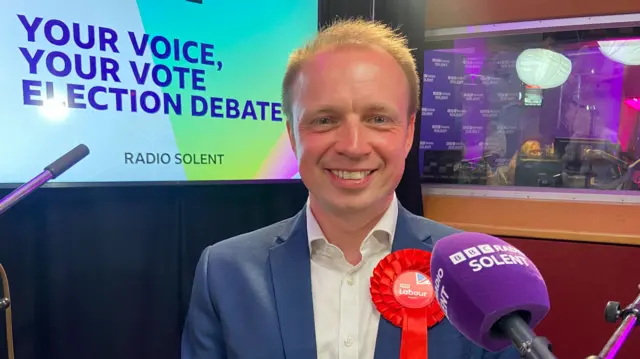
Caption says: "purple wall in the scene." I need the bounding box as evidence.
[419,42,624,174]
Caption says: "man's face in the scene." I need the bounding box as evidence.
[287,46,415,214]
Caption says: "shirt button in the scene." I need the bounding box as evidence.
[344,336,354,347]
[346,277,354,286]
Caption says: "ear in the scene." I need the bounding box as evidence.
[286,119,298,158]
[404,113,416,156]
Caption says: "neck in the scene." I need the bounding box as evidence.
[309,194,394,264]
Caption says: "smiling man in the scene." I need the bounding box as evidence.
[181,19,519,359]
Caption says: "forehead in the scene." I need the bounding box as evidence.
[292,46,409,113]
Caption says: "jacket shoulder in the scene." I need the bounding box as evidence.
[200,214,297,264]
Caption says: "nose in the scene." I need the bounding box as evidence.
[333,116,372,159]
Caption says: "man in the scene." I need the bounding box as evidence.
[181,19,519,359]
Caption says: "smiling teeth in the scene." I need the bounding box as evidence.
[331,170,372,180]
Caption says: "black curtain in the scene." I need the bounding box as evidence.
[0,184,309,359]
[318,0,373,26]
[375,0,426,216]
[0,1,425,358]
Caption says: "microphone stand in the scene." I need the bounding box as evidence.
[0,264,13,359]
[586,288,640,359]
[0,144,90,359]
[496,313,557,359]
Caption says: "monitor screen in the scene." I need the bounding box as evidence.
[0,0,317,185]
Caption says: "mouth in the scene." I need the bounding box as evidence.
[328,169,376,180]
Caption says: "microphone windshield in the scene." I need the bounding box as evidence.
[44,144,90,179]
[429,232,550,352]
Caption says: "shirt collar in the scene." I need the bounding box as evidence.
[305,193,398,252]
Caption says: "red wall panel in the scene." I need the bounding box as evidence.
[503,237,640,359]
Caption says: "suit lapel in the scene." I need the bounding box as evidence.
[269,209,317,359]
[374,206,434,359]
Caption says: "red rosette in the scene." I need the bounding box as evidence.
[370,249,445,359]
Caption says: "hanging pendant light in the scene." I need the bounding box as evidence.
[598,39,640,66]
[515,48,572,89]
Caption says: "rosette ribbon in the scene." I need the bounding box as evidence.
[370,249,445,359]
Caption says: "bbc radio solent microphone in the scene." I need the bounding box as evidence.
[433,241,533,315]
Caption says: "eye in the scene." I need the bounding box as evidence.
[367,115,391,124]
[311,117,334,126]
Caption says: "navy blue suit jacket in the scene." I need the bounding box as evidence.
[181,204,520,359]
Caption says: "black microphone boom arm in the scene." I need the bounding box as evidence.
[496,313,557,359]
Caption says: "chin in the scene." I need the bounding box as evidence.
[327,192,382,211]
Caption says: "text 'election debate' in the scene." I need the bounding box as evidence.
[16,14,284,122]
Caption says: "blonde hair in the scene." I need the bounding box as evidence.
[509,140,542,169]
[281,18,419,122]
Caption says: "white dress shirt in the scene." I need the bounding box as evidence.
[306,195,399,359]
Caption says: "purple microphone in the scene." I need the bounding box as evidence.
[0,144,89,216]
[430,232,555,359]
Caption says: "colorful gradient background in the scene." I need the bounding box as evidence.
[0,0,315,184]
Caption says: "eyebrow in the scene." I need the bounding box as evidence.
[362,103,398,117]
[364,103,390,112]
[310,105,343,115]
[304,103,398,118]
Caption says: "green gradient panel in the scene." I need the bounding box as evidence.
[134,0,317,180]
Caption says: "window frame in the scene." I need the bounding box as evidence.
[421,13,640,244]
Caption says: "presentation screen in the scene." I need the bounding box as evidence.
[0,0,317,185]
